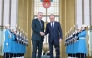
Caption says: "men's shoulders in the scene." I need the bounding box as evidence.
[5,29,9,34]
[33,18,38,20]
[41,20,44,23]
[5,30,7,32]
[32,18,38,21]
[47,22,50,25]
[55,21,60,24]
[46,23,50,27]
[55,22,61,26]
[5,29,9,32]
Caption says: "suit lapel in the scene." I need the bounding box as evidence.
[40,20,43,29]
[54,21,56,29]
[49,21,56,29]
[36,18,41,28]
[37,18,43,29]
[49,23,52,29]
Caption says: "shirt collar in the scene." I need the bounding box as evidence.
[51,21,55,23]
[38,18,41,21]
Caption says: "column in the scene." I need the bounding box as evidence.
[3,0,9,26]
[75,0,82,29]
[61,0,66,57]
[0,0,2,25]
[28,0,34,57]
[89,0,92,56]
[18,0,24,29]
[11,0,18,30]
[91,0,92,26]
[84,0,90,56]
[18,0,34,57]
[84,0,90,26]
[59,0,63,57]
[0,0,2,55]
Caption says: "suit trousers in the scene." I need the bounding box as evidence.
[4,53,12,58]
[76,53,86,58]
[32,40,43,58]
[49,41,60,58]
[68,54,77,57]
[68,54,72,57]
[12,53,17,57]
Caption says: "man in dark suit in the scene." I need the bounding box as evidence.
[44,14,63,58]
[32,12,44,58]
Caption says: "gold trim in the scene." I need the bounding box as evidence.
[30,0,34,57]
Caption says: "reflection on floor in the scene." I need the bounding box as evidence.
[37,55,55,58]
[36,53,55,58]
[40,55,50,58]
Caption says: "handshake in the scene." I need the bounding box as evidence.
[40,32,45,36]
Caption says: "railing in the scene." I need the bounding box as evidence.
[0,26,4,56]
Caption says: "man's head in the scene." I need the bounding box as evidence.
[49,14,55,22]
[5,24,10,29]
[10,27,14,32]
[81,24,86,30]
[37,12,43,20]
[77,28,81,32]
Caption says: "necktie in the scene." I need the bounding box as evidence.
[39,21,42,28]
[52,22,54,28]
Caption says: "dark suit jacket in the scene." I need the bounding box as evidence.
[45,21,63,42]
[32,18,44,41]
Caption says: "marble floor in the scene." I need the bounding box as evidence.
[36,55,55,58]
[40,55,50,58]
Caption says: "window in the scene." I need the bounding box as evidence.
[34,0,60,18]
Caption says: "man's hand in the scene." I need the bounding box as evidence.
[40,32,44,36]
[59,39,62,42]
[6,43,8,46]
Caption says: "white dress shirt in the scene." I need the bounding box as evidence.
[38,19,42,28]
[50,22,54,28]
